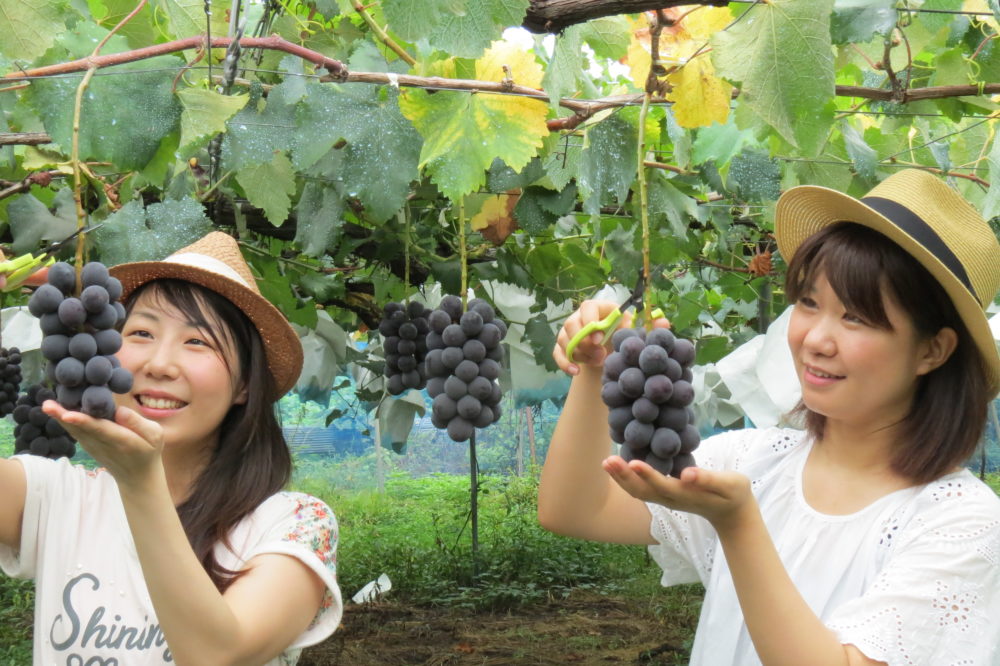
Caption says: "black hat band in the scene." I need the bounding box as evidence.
[860,196,977,301]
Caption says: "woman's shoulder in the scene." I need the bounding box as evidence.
[253,491,339,530]
[13,453,112,485]
[906,470,1000,535]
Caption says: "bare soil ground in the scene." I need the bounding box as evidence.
[299,590,698,666]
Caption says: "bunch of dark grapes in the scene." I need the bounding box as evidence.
[0,347,23,417]
[12,384,76,459]
[28,262,133,420]
[425,295,507,442]
[378,301,430,395]
[602,327,700,478]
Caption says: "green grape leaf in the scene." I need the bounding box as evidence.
[713,0,835,156]
[840,120,877,183]
[157,0,230,43]
[26,57,183,171]
[580,16,630,60]
[830,0,896,44]
[296,179,346,258]
[524,313,559,372]
[236,152,297,226]
[177,88,250,151]
[427,0,530,58]
[0,0,67,61]
[7,190,78,255]
[90,0,158,48]
[648,174,702,238]
[603,225,641,284]
[981,134,1000,219]
[542,133,584,190]
[487,157,545,192]
[381,0,452,41]
[222,83,299,171]
[544,26,586,106]
[295,84,422,222]
[400,42,548,200]
[577,114,636,216]
[512,190,556,235]
[919,0,963,34]
[691,121,750,166]
[728,149,781,201]
[93,197,213,266]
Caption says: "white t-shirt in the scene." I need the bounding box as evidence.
[647,427,1000,666]
[0,454,343,666]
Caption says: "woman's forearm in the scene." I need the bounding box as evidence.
[117,470,250,666]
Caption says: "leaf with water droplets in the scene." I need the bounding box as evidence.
[713,0,835,156]
[26,55,183,171]
[177,88,249,151]
[576,114,636,216]
[296,84,422,222]
[296,178,346,258]
[236,152,297,226]
[93,198,213,266]
[400,40,549,201]
[91,0,159,48]
[222,83,298,171]
[426,0,530,58]
[728,149,781,201]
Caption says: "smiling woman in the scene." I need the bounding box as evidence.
[0,232,342,665]
[539,169,1000,666]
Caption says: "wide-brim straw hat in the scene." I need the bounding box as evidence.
[109,232,303,399]
[775,168,1000,397]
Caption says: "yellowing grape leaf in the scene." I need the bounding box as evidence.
[666,55,734,128]
[625,7,732,127]
[400,40,549,200]
[470,192,519,244]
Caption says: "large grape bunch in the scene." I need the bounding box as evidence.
[378,301,430,395]
[28,262,133,420]
[0,347,23,417]
[425,295,507,442]
[602,327,700,478]
[12,384,76,459]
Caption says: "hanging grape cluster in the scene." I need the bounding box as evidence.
[0,347,23,417]
[424,295,507,442]
[602,327,700,477]
[13,384,75,459]
[29,261,133,420]
[378,301,430,395]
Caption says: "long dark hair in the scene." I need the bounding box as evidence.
[124,279,292,591]
[784,222,991,484]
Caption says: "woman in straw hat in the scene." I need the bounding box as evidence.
[0,232,342,664]
[539,169,1000,665]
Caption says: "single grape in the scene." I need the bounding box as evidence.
[667,380,695,407]
[611,328,639,352]
[655,405,688,431]
[600,381,628,408]
[631,397,658,424]
[467,298,495,324]
[446,417,474,442]
[619,336,646,367]
[462,339,486,363]
[478,359,500,381]
[456,395,482,420]
[68,333,98,361]
[670,452,697,478]
[617,367,646,399]
[55,357,85,387]
[650,428,682,458]
[679,424,701,454]
[441,324,467,347]
[645,328,675,352]
[94,329,123,356]
[80,285,110,314]
[46,262,76,294]
[670,338,696,367]
[57,298,87,328]
[602,352,626,382]
[432,394,457,421]
[80,262,110,288]
[28,284,64,317]
[643,374,673,404]
[467,376,493,401]
[108,367,133,394]
[637,345,670,376]
[624,420,654,448]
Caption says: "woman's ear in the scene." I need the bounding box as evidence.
[233,383,249,405]
[916,326,958,375]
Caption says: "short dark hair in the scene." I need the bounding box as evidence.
[784,222,991,484]
[124,279,291,591]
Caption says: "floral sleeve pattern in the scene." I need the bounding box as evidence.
[282,493,339,616]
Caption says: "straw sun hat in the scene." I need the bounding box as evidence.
[775,168,1000,397]
[109,232,303,399]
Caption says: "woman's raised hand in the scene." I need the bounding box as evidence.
[42,401,165,491]
[552,300,627,376]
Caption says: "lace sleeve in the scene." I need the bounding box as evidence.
[826,476,1000,666]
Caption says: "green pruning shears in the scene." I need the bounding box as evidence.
[0,222,105,292]
[566,270,664,364]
